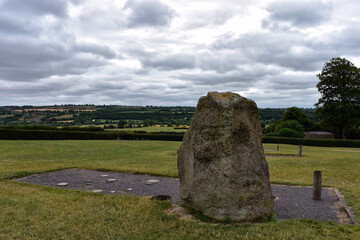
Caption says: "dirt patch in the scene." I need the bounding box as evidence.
[166,206,194,221]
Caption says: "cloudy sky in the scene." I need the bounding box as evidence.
[1,0,360,107]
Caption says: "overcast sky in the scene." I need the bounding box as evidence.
[1,0,360,107]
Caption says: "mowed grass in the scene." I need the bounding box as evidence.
[0,140,360,239]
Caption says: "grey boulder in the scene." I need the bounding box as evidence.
[177,92,273,222]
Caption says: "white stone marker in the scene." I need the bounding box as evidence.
[145,179,160,185]
[56,182,68,186]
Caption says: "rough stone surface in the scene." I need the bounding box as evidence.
[177,92,274,222]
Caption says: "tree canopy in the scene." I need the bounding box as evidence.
[263,107,319,138]
[283,107,308,126]
[315,57,360,139]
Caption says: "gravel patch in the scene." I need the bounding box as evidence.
[14,168,353,224]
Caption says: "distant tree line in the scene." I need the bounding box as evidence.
[0,105,318,128]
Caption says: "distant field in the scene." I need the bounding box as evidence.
[107,126,188,132]
[0,115,14,119]
[54,114,74,120]
[0,140,359,239]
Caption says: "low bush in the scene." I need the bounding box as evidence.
[277,128,304,138]
[2,125,58,131]
[274,120,304,133]
[0,125,104,132]
[61,126,104,132]
[1,128,360,147]
[263,136,360,148]
[0,129,183,141]
[346,127,360,140]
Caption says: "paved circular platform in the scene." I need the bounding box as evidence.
[15,168,352,223]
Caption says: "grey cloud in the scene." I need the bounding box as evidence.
[0,0,81,18]
[327,26,360,55]
[197,52,246,73]
[246,89,319,108]
[184,9,235,29]
[265,0,332,28]
[128,45,245,73]
[0,14,41,35]
[304,25,360,60]
[178,65,275,86]
[263,73,317,91]
[120,42,156,59]
[0,37,114,81]
[75,42,117,59]
[142,53,196,70]
[212,32,326,71]
[124,0,175,28]
[0,0,358,108]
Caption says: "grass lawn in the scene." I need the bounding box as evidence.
[0,140,359,239]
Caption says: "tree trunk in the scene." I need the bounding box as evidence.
[342,126,347,139]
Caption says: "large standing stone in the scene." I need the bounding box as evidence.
[177,92,273,222]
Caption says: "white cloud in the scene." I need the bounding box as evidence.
[0,0,360,107]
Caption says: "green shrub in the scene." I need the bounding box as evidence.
[0,129,183,141]
[61,126,104,132]
[263,136,360,148]
[274,120,304,133]
[346,127,360,139]
[277,128,304,138]
[2,125,59,131]
[1,128,360,148]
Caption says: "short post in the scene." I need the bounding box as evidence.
[277,144,279,151]
[313,170,322,200]
[299,145,302,157]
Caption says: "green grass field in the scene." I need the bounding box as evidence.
[0,140,359,239]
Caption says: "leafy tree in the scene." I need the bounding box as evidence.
[274,120,304,133]
[143,119,154,127]
[283,107,308,126]
[117,120,127,129]
[315,57,360,139]
[282,107,320,131]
